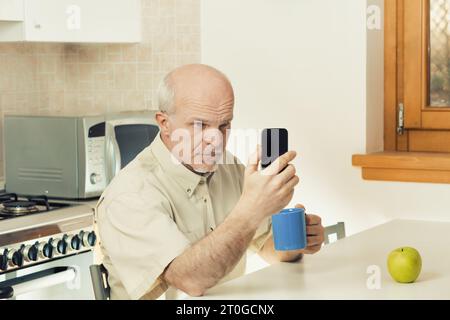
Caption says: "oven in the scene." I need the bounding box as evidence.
[0,251,94,300]
[0,193,97,300]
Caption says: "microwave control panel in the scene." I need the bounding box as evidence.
[87,137,105,186]
[85,121,106,195]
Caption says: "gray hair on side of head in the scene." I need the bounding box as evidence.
[157,73,176,114]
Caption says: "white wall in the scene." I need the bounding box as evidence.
[366,0,384,153]
[201,0,450,238]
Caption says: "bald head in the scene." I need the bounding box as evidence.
[158,64,234,115]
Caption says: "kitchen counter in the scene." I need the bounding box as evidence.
[50,198,100,210]
[194,219,450,300]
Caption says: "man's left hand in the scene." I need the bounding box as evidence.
[295,204,325,254]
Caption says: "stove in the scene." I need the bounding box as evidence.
[0,193,96,275]
[0,194,71,218]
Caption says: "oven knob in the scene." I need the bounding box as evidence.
[87,231,97,246]
[43,240,54,259]
[0,251,8,271]
[57,237,68,255]
[28,245,38,261]
[90,173,102,184]
[23,243,39,262]
[7,247,24,267]
[70,235,81,250]
[79,231,87,247]
[12,251,23,267]
[37,242,47,259]
[80,231,97,247]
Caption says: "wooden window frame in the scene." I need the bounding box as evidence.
[404,0,450,129]
[353,0,450,184]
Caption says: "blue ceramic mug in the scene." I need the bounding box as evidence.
[272,208,307,251]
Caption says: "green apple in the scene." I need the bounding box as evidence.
[387,247,422,283]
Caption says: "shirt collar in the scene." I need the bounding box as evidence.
[150,133,214,197]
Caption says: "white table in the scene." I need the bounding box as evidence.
[196,219,450,300]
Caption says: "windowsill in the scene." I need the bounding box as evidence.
[352,152,450,184]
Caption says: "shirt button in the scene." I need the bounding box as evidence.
[199,180,205,185]
[203,198,207,203]
[187,188,191,193]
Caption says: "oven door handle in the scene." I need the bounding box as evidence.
[0,266,77,299]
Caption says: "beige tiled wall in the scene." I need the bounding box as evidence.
[0,0,201,179]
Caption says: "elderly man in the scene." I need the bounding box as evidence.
[95,64,324,300]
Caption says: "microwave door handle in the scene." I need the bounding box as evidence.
[106,138,121,183]
[113,139,121,177]
[105,137,113,183]
[0,267,76,299]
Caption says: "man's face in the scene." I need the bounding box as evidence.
[165,76,235,173]
[170,106,233,173]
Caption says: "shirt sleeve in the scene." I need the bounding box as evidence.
[96,191,191,300]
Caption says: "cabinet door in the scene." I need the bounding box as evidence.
[0,0,24,21]
[24,0,140,43]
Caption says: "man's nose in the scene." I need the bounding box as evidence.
[202,131,224,152]
[203,128,223,142]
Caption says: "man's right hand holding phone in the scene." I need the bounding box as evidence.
[237,145,299,226]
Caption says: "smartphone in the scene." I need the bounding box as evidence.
[261,128,288,170]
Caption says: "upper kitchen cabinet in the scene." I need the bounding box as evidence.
[0,0,141,43]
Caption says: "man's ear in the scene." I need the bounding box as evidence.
[156,111,171,138]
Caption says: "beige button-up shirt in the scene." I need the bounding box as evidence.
[94,133,272,300]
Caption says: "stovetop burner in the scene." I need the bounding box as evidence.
[1,201,39,216]
[0,193,69,219]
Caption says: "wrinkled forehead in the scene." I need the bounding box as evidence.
[182,106,234,125]
[172,76,235,123]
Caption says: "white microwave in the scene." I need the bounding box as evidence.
[4,111,159,199]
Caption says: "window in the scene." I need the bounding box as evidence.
[429,0,450,107]
[395,0,450,150]
[353,0,450,184]
[402,0,450,143]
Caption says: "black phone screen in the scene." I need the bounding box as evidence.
[261,128,288,170]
